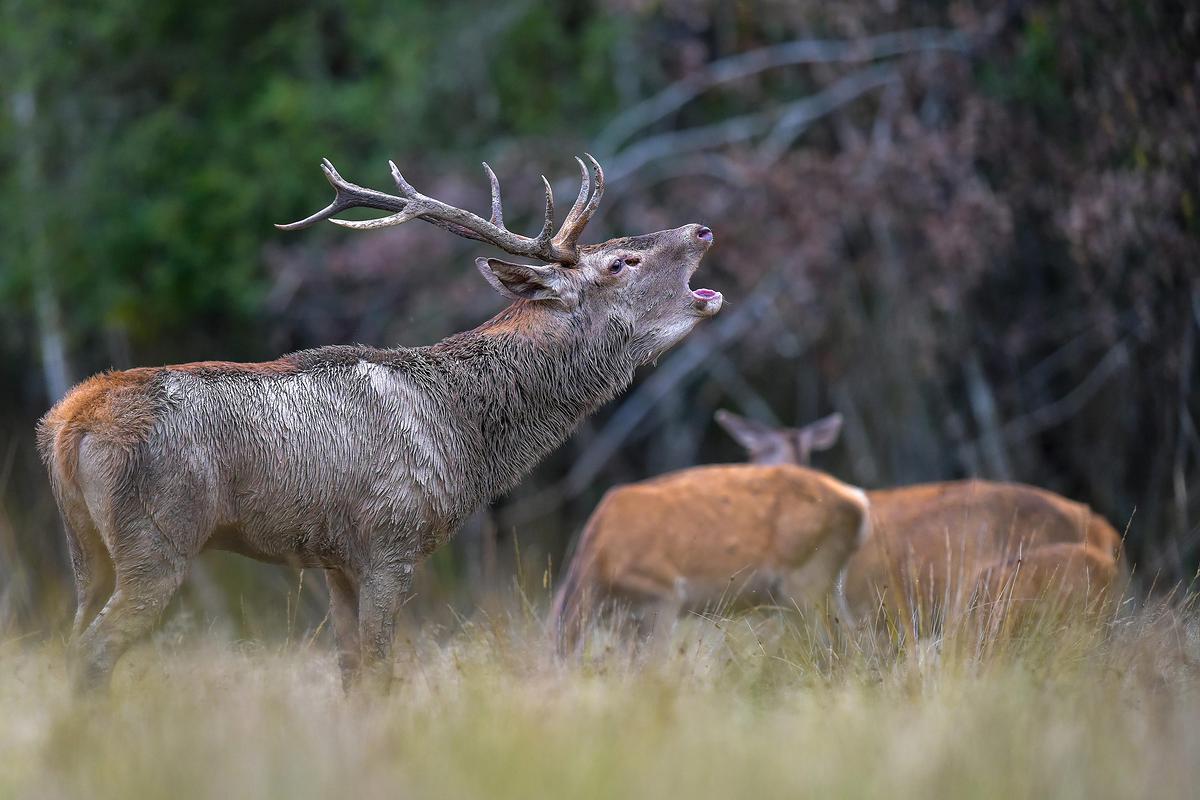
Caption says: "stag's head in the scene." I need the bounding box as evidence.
[279,155,721,362]
[715,410,844,466]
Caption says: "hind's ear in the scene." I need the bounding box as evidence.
[714,410,787,455]
[475,258,578,308]
[797,412,844,453]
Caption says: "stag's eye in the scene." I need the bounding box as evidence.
[608,258,625,274]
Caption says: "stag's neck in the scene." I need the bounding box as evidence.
[427,302,638,502]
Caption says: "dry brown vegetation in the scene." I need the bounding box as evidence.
[2,593,1198,799]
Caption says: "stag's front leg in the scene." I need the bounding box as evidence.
[357,558,415,692]
[325,569,360,691]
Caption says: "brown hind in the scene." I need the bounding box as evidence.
[841,480,1125,633]
[552,462,869,650]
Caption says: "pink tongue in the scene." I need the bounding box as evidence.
[692,288,718,300]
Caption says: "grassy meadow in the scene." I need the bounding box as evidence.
[1,592,1198,800]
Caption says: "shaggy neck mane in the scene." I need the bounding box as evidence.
[427,300,638,504]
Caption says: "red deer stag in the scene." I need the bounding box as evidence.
[39,155,723,690]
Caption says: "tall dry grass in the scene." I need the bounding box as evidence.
[1,590,1197,800]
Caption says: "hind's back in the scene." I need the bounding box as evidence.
[843,480,1125,623]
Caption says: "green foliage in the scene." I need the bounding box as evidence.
[0,0,627,350]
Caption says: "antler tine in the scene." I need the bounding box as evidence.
[559,157,592,233]
[551,154,605,251]
[325,161,424,230]
[537,175,555,246]
[388,160,419,197]
[482,162,504,227]
[275,159,409,231]
[579,153,605,227]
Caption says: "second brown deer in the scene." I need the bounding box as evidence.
[553,410,1125,648]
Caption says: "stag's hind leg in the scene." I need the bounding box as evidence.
[70,509,194,692]
[72,549,187,691]
[57,491,115,648]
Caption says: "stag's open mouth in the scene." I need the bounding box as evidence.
[689,286,723,316]
[686,224,721,316]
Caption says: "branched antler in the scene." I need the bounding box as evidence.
[277,155,605,265]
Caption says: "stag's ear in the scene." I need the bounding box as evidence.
[714,410,785,454]
[796,412,844,454]
[476,258,577,307]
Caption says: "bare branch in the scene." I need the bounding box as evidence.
[596,28,970,154]
[983,341,1131,446]
[757,65,900,164]
[604,65,899,184]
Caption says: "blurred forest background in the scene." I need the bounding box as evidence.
[1,0,1196,634]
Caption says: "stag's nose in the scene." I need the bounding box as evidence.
[696,226,714,243]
